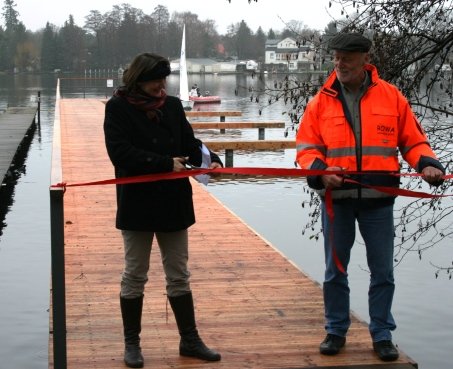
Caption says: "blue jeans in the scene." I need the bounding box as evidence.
[321,200,396,342]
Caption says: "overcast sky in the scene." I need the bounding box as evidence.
[14,0,337,34]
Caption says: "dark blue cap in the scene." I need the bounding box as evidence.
[328,33,372,52]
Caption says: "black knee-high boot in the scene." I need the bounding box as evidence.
[120,295,144,368]
[168,292,221,361]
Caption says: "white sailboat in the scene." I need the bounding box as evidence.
[179,25,194,111]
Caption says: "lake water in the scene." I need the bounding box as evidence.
[0,72,452,369]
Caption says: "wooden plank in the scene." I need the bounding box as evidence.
[0,107,37,183]
[205,140,296,151]
[185,111,242,118]
[50,98,418,369]
[191,121,285,129]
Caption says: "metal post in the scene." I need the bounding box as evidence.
[37,91,41,126]
[220,115,226,134]
[50,188,67,369]
[225,149,234,167]
[49,79,67,369]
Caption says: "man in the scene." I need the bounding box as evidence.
[295,33,445,361]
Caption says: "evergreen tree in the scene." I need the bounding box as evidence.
[254,26,267,61]
[84,10,106,68]
[0,26,6,69]
[117,6,144,63]
[267,28,276,39]
[152,5,169,54]
[138,15,158,58]
[57,15,86,71]
[235,20,253,59]
[165,21,181,58]
[40,22,57,72]
[2,0,19,29]
[1,0,26,71]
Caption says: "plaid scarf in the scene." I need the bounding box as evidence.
[114,86,167,122]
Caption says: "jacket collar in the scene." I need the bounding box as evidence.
[321,63,379,97]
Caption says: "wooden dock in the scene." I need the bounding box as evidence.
[0,106,37,184]
[185,110,242,122]
[50,98,417,369]
[206,139,296,151]
[185,109,290,163]
[191,121,286,141]
[190,122,285,130]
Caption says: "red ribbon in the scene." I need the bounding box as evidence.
[51,167,452,190]
[323,176,451,274]
[325,188,347,274]
[51,167,451,275]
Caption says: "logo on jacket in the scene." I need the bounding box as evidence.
[377,125,395,136]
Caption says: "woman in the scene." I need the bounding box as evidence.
[104,52,222,368]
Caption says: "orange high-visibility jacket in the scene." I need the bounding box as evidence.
[296,64,443,199]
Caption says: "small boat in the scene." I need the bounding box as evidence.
[189,94,221,104]
[179,25,194,111]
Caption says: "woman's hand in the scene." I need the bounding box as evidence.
[209,162,222,170]
[173,157,188,172]
[207,161,222,177]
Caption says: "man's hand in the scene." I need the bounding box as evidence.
[321,166,345,189]
[422,166,444,185]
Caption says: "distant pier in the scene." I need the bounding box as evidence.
[0,106,37,184]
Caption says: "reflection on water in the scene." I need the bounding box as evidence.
[0,128,35,235]
[0,74,54,369]
[0,73,452,369]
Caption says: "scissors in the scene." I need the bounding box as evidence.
[184,162,201,170]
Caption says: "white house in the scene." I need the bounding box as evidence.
[170,58,237,73]
[264,37,316,72]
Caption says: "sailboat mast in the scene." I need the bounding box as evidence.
[179,25,189,102]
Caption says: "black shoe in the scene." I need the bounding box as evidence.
[120,295,144,368]
[319,334,346,355]
[180,334,221,361]
[168,293,221,362]
[124,344,144,368]
[373,340,399,361]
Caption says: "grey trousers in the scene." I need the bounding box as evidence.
[120,229,191,299]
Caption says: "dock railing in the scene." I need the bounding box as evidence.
[49,79,67,369]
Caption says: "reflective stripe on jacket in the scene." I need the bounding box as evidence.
[296,64,440,199]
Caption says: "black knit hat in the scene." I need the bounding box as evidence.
[137,60,171,82]
[328,33,372,52]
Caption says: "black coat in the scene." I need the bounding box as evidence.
[104,95,220,232]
